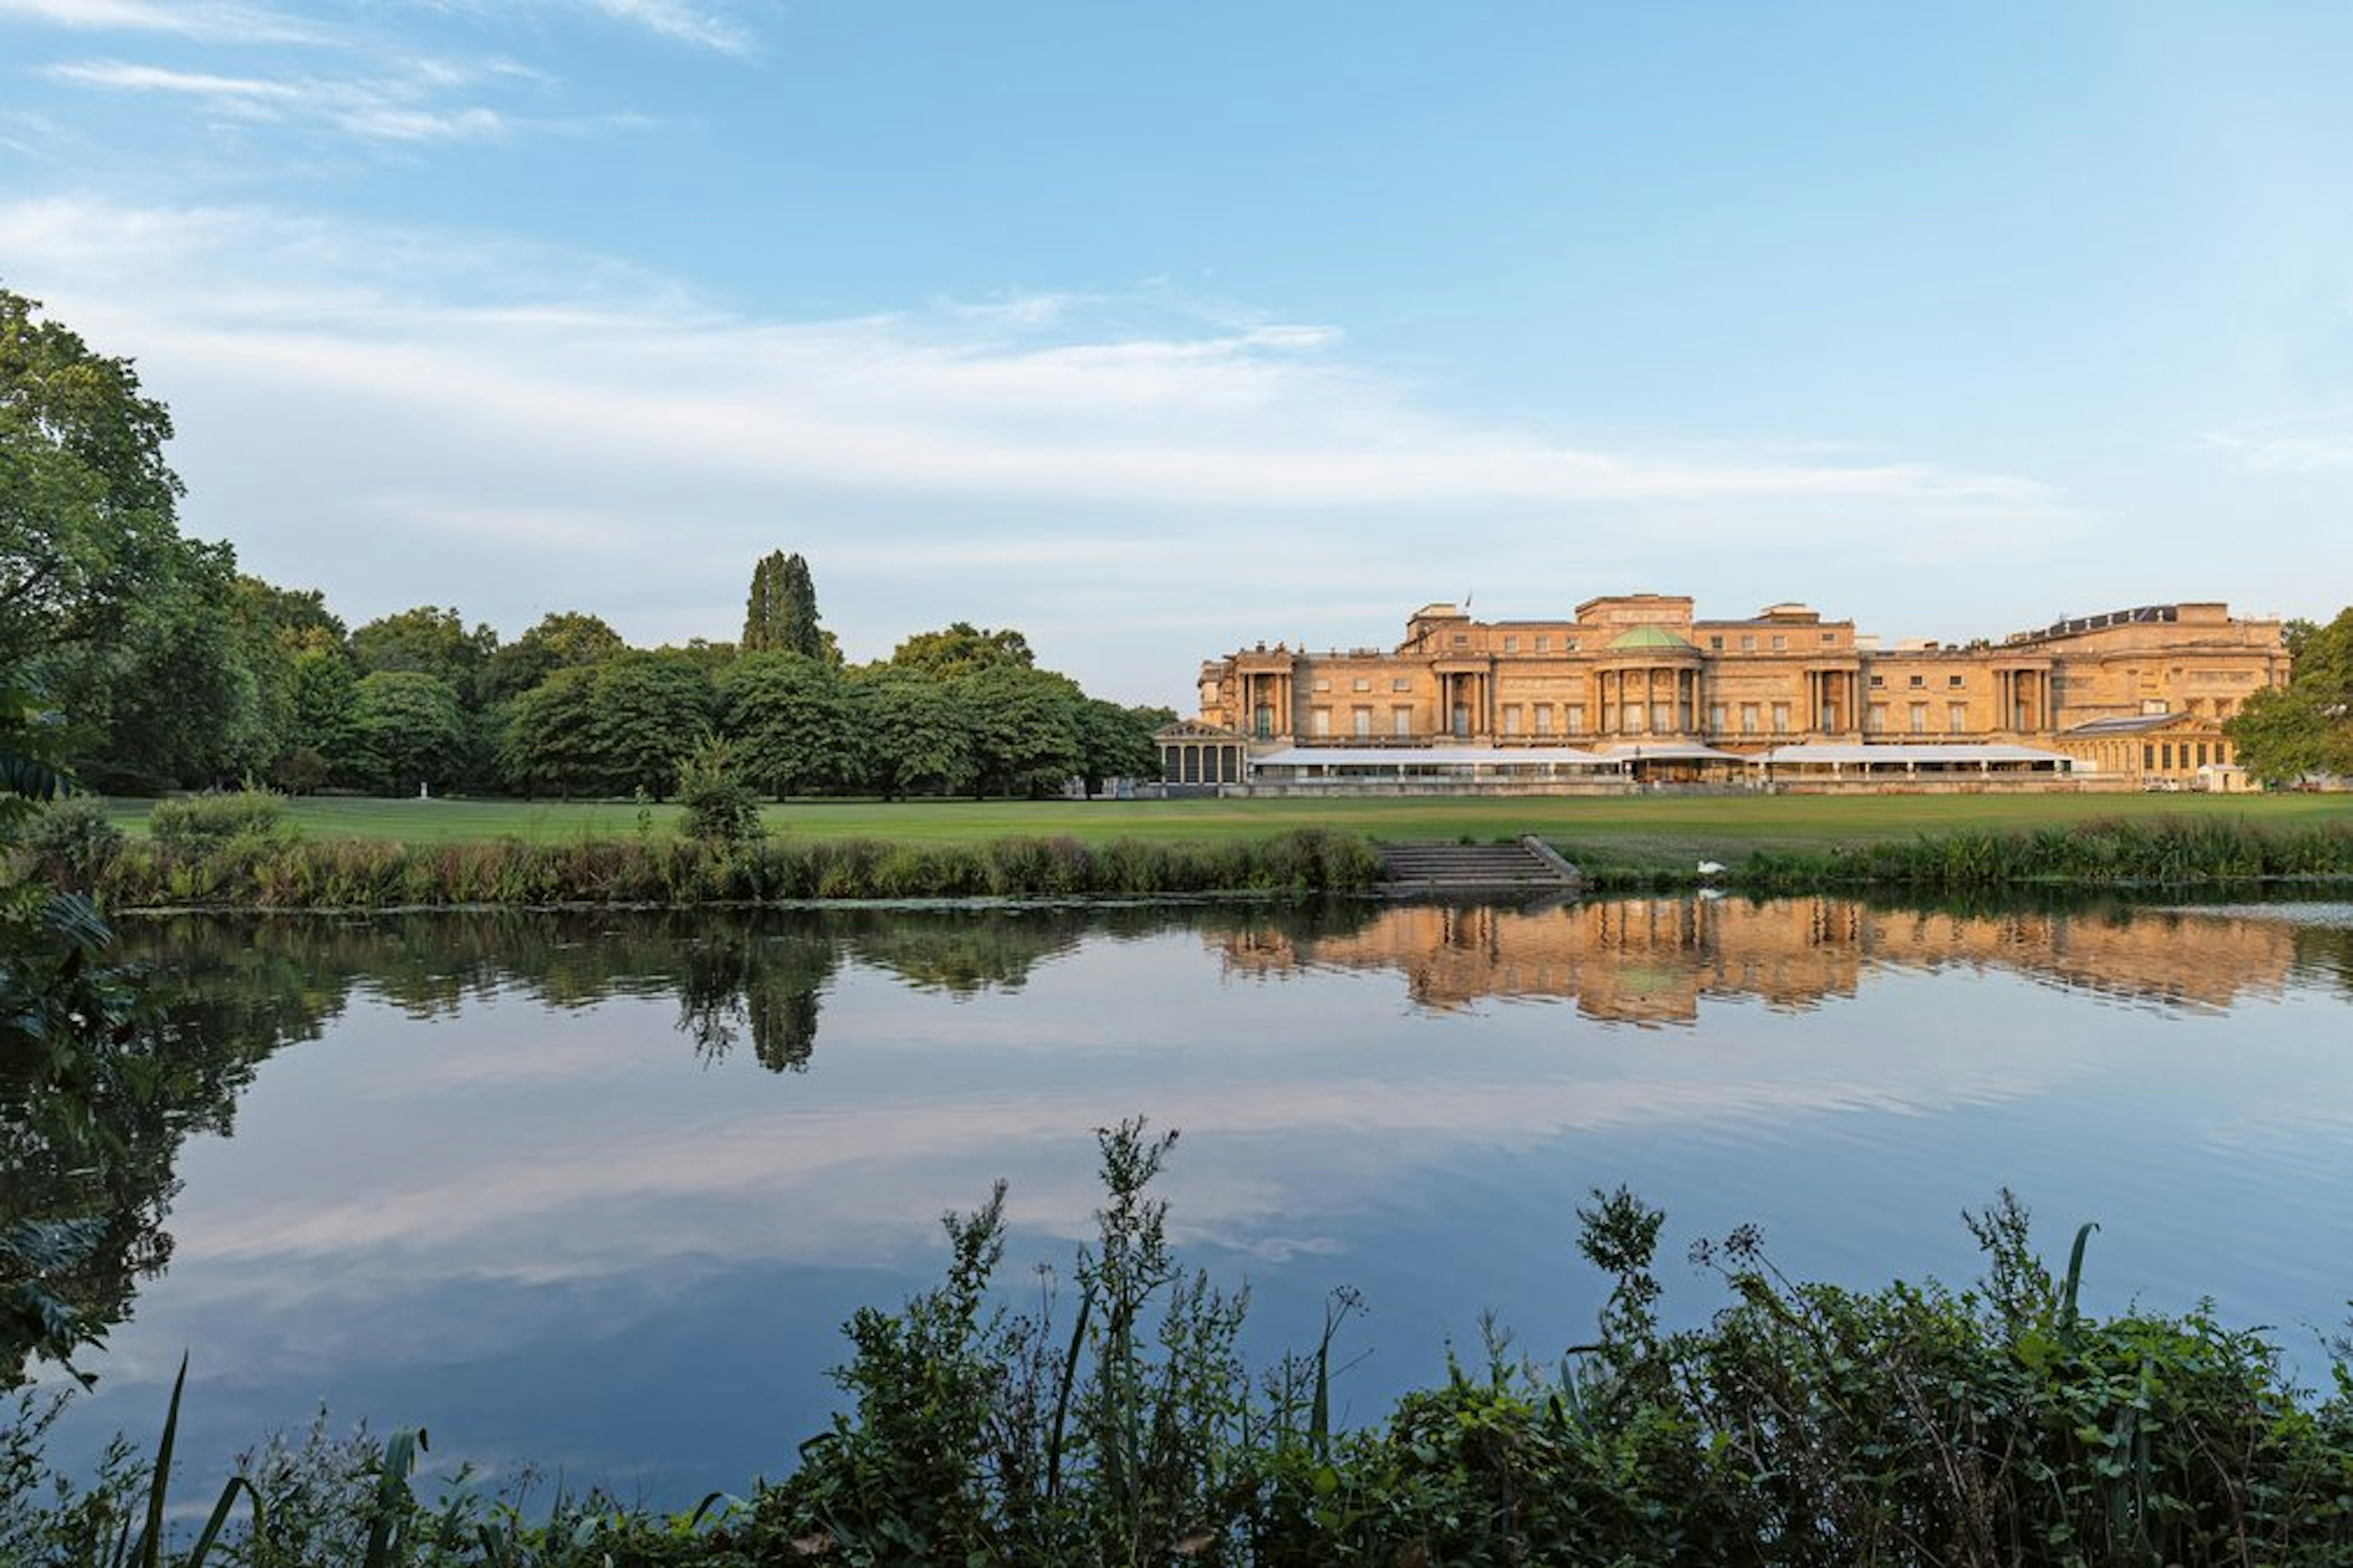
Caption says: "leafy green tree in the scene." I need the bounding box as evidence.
[350,606,499,700]
[1075,700,1173,796]
[0,289,186,672]
[347,670,465,793]
[2227,606,2353,784]
[892,621,1035,681]
[958,664,1083,798]
[742,550,825,659]
[38,540,287,791]
[480,610,626,706]
[588,651,714,798]
[498,664,605,797]
[847,664,973,800]
[719,652,855,798]
[288,643,362,787]
[238,577,347,651]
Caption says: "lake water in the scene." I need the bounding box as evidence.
[22,894,2353,1506]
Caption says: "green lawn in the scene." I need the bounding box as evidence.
[98,790,2353,869]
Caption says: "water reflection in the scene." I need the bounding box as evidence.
[10,895,2351,1501]
[1218,896,2353,1021]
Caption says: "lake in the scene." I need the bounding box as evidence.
[21,893,2353,1507]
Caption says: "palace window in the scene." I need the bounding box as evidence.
[1948,675,1964,687]
[1452,634,1469,647]
[1502,705,1521,735]
[1392,677,1411,692]
[1740,703,1759,733]
[1708,635,1724,651]
[1534,705,1553,734]
[1353,706,1372,737]
[1870,674,1884,687]
[1709,703,1726,732]
[1740,635,1757,651]
[1770,634,1787,651]
[1311,708,1331,737]
[1313,678,1331,692]
[1822,632,1837,645]
[1392,706,1412,735]
[1652,702,1672,732]
[1352,677,1371,692]
[1868,703,1887,731]
[1909,704,1928,733]
[1908,674,1925,688]
[1252,705,1273,738]
[1503,636,1518,653]
[1771,702,1789,733]
[1535,635,1550,652]
[1948,703,1966,732]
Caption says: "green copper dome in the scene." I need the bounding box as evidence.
[1608,625,1694,650]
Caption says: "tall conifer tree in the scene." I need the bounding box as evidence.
[741,550,823,657]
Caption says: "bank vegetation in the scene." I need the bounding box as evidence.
[6,1123,2350,1567]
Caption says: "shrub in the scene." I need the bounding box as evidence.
[18,796,124,890]
[147,789,294,853]
[675,739,765,849]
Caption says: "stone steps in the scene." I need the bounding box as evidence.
[1377,838,1580,896]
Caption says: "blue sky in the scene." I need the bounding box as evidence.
[4,1,2351,702]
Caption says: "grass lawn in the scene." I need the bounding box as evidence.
[98,790,2353,870]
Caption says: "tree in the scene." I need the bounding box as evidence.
[847,664,972,800]
[498,664,604,797]
[957,664,1083,799]
[588,651,714,798]
[742,550,825,659]
[892,621,1035,681]
[37,540,273,790]
[288,643,362,788]
[719,652,855,798]
[2226,606,2353,784]
[350,606,499,700]
[1,289,186,672]
[1075,700,1173,796]
[348,670,466,793]
[480,610,626,706]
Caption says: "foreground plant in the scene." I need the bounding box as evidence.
[6,1126,2350,1566]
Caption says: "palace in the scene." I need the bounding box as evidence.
[1164,596,2289,793]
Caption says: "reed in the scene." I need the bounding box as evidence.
[1727,814,2353,892]
[75,827,1384,909]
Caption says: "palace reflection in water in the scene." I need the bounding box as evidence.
[1216,897,2339,1023]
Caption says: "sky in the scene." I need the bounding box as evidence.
[4,1,2351,705]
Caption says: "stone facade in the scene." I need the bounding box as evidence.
[1194,597,2287,786]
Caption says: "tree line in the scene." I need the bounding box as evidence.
[3,288,1168,801]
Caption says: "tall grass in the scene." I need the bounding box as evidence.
[72,828,1384,909]
[1717,815,2353,892]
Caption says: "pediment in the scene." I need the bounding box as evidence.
[1155,720,1247,741]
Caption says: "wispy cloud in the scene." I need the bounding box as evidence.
[0,197,2085,689]
[2200,417,2353,474]
[574,0,752,56]
[43,55,529,142]
[0,0,328,44]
